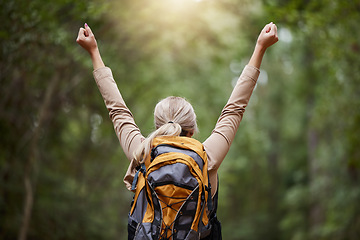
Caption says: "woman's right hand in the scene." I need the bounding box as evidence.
[256,22,279,51]
[76,23,98,55]
[247,22,278,69]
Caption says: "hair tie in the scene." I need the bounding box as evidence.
[168,121,174,124]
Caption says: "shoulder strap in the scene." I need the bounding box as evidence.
[209,175,220,219]
[129,165,146,215]
[131,163,146,191]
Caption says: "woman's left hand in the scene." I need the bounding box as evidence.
[76,23,98,55]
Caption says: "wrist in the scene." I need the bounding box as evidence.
[248,44,267,69]
[89,47,99,57]
[89,47,105,70]
[254,43,267,54]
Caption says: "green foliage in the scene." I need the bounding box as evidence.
[219,0,360,239]
[1,0,129,239]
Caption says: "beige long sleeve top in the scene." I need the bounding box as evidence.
[93,65,260,197]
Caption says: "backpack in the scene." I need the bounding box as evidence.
[128,136,217,240]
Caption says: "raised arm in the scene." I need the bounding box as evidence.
[204,22,278,173]
[76,24,144,165]
[76,23,105,70]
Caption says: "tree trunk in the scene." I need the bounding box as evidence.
[18,73,60,240]
[307,128,324,232]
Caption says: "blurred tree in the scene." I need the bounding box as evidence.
[218,0,360,239]
[268,1,360,239]
[0,0,130,239]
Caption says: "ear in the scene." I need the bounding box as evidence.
[186,130,194,138]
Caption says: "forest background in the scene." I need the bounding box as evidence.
[1,0,359,239]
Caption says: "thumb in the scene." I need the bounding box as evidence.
[76,27,86,42]
[265,22,273,33]
[84,23,94,37]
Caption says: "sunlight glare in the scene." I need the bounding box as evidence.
[166,0,203,12]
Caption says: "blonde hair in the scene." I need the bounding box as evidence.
[134,96,198,164]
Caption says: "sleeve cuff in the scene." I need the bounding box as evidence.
[93,66,113,80]
[243,65,260,83]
